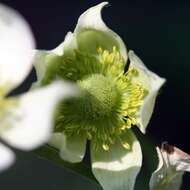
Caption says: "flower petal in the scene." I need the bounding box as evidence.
[51,32,77,57]
[0,81,77,150]
[31,50,49,88]
[49,132,87,163]
[91,129,142,190]
[32,32,77,88]
[0,4,35,93]
[149,143,190,190]
[75,2,127,62]
[0,143,15,172]
[129,51,166,133]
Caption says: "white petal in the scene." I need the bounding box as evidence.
[129,51,166,133]
[91,130,142,190]
[0,80,77,150]
[51,32,77,57]
[31,50,48,89]
[49,132,87,163]
[0,143,15,172]
[32,32,77,88]
[149,143,190,190]
[0,4,35,92]
[75,2,127,62]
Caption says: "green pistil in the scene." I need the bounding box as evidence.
[78,74,121,119]
[45,46,148,151]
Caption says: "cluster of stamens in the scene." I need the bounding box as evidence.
[46,46,148,151]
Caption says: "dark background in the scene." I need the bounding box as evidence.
[0,0,190,189]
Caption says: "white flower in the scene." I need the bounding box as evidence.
[0,4,76,172]
[32,2,165,190]
[149,143,190,190]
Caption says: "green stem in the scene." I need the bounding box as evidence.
[33,145,99,185]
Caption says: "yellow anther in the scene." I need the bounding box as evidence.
[87,132,92,140]
[113,46,117,53]
[128,65,138,75]
[97,47,103,54]
[126,118,132,128]
[102,144,109,151]
[130,117,136,125]
[121,124,131,130]
[122,142,130,150]
[121,126,126,130]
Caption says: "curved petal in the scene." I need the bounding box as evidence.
[32,32,77,88]
[75,2,127,62]
[51,32,77,57]
[129,51,166,133]
[31,50,47,89]
[91,129,142,190]
[0,143,15,172]
[0,4,35,93]
[0,81,77,150]
[49,132,87,163]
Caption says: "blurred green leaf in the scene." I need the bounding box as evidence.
[33,145,99,185]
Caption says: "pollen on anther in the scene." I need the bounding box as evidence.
[122,142,130,150]
[102,144,109,151]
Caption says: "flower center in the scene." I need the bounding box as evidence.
[54,73,124,148]
[42,46,148,151]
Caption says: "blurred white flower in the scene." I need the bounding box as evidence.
[0,4,76,172]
